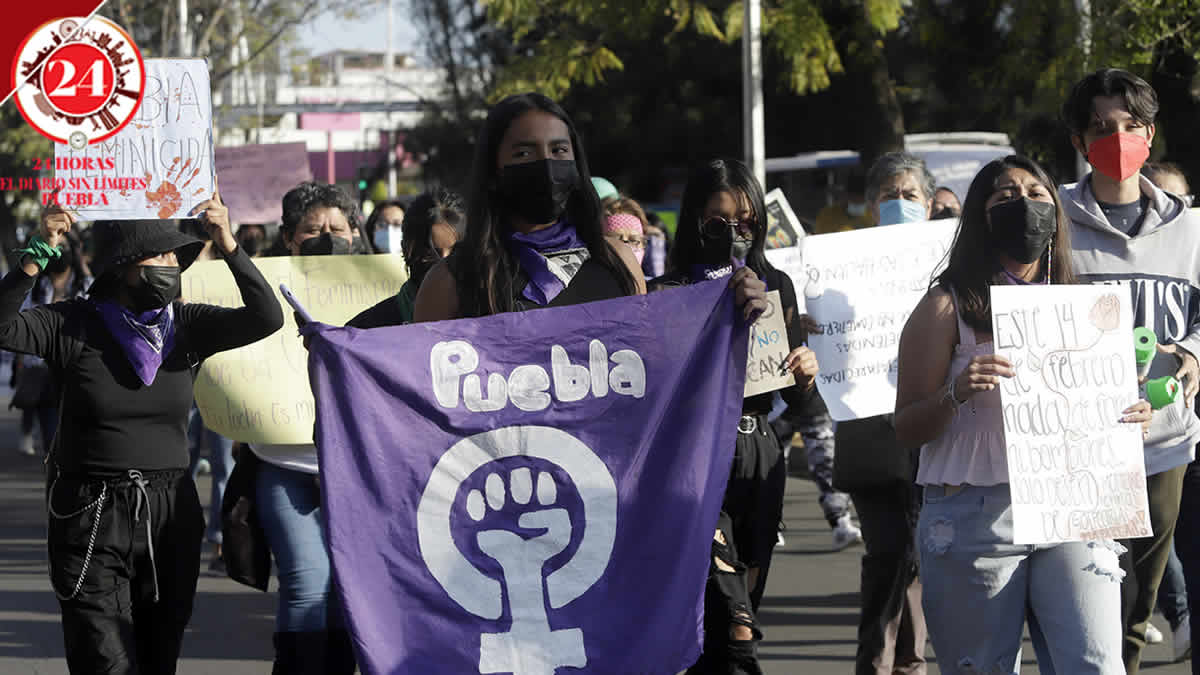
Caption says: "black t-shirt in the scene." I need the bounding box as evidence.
[1098,195,1150,236]
[0,248,283,473]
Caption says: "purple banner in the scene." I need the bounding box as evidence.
[213,142,312,224]
[304,280,748,674]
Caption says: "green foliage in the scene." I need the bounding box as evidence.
[483,0,906,99]
[1088,0,1200,68]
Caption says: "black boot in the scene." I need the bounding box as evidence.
[327,630,358,674]
[271,631,329,675]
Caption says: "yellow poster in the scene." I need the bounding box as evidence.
[183,254,409,443]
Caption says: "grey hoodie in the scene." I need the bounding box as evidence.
[1062,174,1200,475]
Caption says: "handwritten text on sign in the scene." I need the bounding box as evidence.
[184,255,409,444]
[55,59,214,219]
[991,284,1151,545]
[745,290,795,397]
[801,220,956,420]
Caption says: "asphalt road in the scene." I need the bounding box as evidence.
[0,391,1188,674]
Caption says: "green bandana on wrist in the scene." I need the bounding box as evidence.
[15,234,63,271]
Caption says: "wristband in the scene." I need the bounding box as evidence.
[14,234,62,271]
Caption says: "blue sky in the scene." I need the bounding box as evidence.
[298,5,421,60]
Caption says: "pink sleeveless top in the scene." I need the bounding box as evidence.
[915,289,1008,486]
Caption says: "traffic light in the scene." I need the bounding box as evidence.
[356,166,370,203]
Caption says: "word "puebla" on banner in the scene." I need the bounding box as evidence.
[432,339,647,412]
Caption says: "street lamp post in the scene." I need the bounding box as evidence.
[742,0,765,188]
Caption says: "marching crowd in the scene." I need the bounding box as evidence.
[2,65,1200,675]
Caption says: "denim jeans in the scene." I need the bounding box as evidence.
[1158,540,1189,631]
[256,461,343,632]
[186,407,234,544]
[918,484,1124,675]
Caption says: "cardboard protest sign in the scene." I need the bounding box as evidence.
[54,58,214,219]
[802,220,956,420]
[991,284,1151,545]
[764,188,803,249]
[745,290,795,397]
[214,142,313,224]
[184,254,408,444]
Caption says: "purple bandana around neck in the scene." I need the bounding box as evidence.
[507,220,588,305]
[1001,268,1048,286]
[94,300,177,386]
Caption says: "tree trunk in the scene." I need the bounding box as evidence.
[1151,43,1200,187]
[830,3,906,171]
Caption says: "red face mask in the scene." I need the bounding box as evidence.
[1086,132,1150,182]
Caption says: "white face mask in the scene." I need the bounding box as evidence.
[372,224,404,254]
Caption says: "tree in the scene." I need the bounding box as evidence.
[482,0,909,162]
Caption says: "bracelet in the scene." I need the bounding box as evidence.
[942,380,963,410]
[13,234,62,271]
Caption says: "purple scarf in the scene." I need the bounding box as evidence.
[94,300,177,386]
[507,220,588,305]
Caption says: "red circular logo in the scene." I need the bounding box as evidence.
[11,16,145,148]
[41,43,117,117]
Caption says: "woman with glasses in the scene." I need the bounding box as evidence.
[348,189,464,328]
[364,198,407,254]
[603,196,651,265]
[653,158,819,674]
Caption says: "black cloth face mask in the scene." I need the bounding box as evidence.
[988,197,1057,264]
[130,265,181,312]
[699,218,753,266]
[298,232,353,256]
[496,159,579,225]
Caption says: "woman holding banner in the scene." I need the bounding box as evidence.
[895,155,1151,673]
[413,93,651,318]
[0,193,283,674]
[652,158,819,674]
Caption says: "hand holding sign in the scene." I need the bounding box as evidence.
[952,354,1015,402]
[784,346,819,387]
[39,190,77,248]
[191,181,236,256]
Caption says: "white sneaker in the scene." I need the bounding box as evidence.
[832,515,863,551]
[1175,615,1192,663]
[1146,621,1164,644]
[17,433,35,456]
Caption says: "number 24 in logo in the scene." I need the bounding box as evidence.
[11,16,145,149]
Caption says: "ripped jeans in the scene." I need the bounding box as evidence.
[918,484,1124,675]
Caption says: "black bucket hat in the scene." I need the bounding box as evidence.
[89,219,206,282]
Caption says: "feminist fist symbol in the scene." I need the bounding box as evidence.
[470,469,584,674]
[417,426,618,675]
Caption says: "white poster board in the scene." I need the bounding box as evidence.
[801,220,956,420]
[55,58,215,220]
[991,284,1151,544]
[764,245,805,314]
[745,290,795,397]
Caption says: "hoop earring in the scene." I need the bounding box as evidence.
[1046,240,1053,285]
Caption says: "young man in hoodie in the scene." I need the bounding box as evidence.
[1061,67,1200,674]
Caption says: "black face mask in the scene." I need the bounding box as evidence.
[298,232,353,256]
[239,237,261,257]
[495,159,578,225]
[130,265,181,312]
[350,234,371,255]
[988,198,1057,264]
[931,206,959,220]
[699,219,753,267]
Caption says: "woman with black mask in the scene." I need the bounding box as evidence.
[348,188,463,328]
[654,159,819,675]
[280,181,359,257]
[414,93,658,319]
[0,191,283,674]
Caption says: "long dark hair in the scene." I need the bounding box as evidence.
[401,188,464,276]
[669,159,774,280]
[456,93,637,316]
[363,198,409,253]
[936,155,1076,332]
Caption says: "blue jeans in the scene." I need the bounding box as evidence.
[918,484,1124,674]
[187,407,234,544]
[256,461,343,632]
[1158,539,1189,631]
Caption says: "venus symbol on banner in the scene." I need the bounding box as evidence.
[416,426,618,675]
